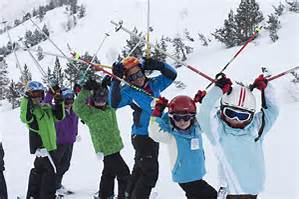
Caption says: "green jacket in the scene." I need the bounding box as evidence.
[73,90,123,156]
[20,97,65,152]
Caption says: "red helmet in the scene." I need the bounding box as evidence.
[122,56,140,71]
[168,95,196,114]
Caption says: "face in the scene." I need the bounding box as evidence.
[170,114,194,130]
[64,99,74,109]
[126,66,146,87]
[30,91,44,105]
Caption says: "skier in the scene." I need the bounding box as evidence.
[20,81,65,199]
[73,77,130,199]
[197,74,279,199]
[0,130,7,199]
[149,95,217,199]
[44,86,79,195]
[110,57,177,199]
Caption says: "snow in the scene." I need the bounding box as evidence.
[0,0,299,198]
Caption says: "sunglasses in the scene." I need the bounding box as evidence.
[30,91,44,98]
[222,107,252,122]
[170,114,195,122]
[128,70,144,81]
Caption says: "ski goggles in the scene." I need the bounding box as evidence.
[222,107,252,122]
[170,114,195,122]
[127,70,145,81]
[30,90,45,98]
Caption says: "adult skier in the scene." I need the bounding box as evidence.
[110,57,177,199]
[44,86,79,195]
[198,74,279,199]
[149,95,217,199]
[73,77,130,199]
[20,81,64,199]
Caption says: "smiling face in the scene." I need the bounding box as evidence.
[125,66,146,87]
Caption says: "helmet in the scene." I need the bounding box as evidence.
[168,95,196,114]
[26,81,45,92]
[62,88,75,100]
[221,85,256,112]
[122,56,140,71]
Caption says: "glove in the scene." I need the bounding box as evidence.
[252,74,268,91]
[73,83,81,95]
[53,92,63,103]
[193,90,206,103]
[152,97,168,117]
[102,75,112,87]
[112,62,124,78]
[49,84,60,95]
[83,78,97,90]
[215,73,232,94]
[143,57,164,71]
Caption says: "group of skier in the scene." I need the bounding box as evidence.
[0,53,279,199]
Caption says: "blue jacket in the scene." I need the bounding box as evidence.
[197,84,279,194]
[109,62,176,135]
[149,113,206,183]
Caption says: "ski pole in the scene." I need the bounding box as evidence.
[23,11,80,71]
[91,32,110,63]
[72,53,157,99]
[111,20,215,83]
[205,26,262,89]
[18,46,112,69]
[267,66,299,82]
[145,0,151,59]
[20,40,55,93]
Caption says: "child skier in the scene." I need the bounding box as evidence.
[149,95,217,199]
[197,74,279,199]
[110,57,177,199]
[20,81,65,199]
[73,77,130,199]
[44,86,79,195]
[0,130,7,199]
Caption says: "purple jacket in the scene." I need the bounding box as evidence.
[44,92,79,144]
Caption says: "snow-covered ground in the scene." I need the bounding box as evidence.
[0,0,298,198]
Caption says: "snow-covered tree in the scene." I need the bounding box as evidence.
[6,80,21,109]
[172,34,193,65]
[37,6,46,22]
[286,0,299,12]
[78,4,86,18]
[37,46,44,61]
[122,27,145,58]
[198,33,209,46]
[184,29,195,42]
[42,24,50,39]
[20,64,32,84]
[53,57,64,86]
[273,2,285,16]
[0,59,9,101]
[266,13,281,42]
[152,36,168,62]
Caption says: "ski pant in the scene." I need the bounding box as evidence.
[226,195,257,199]
[179,179,217,199]
[126,135,159,199]
[99,152,130,199]
[0,144,7,199]
[26,152,56,199]
[53,144,74,189]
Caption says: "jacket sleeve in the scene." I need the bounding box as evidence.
[255,83,279,140]
[73,89,92,122]
[197,86,223,145]
[20,97,34,124]
[53,100,65,121]
[149,116,172,143]
[109,80,132,108]
[151,63,177,92]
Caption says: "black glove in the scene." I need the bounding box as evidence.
[83,79,97,90]
[49,84,60,95]
[53,92,64,103]
[143,57,164,71]
[102,75,112,87]
[112,62,124,78]
[215,73,232,94]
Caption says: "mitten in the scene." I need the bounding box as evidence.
[215,73,232,94]
[194,90,206,103]
[152,97,168,117]
[252,74,268,91]
[112,62,124,78]
[142,57,164,71]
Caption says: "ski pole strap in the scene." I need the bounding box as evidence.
[255,90,267,142]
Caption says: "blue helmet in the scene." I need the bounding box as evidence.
[26,81,45,92]
[62,88,75,100]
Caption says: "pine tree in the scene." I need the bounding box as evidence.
[42,24,50,40]
[20,64,32,84]
[172,34,193,65]
[78,4,86,18]
[198,33,209,46]
[69,0,78,15]
[291,71,299,83]
[43,67,53,85]
[266,13,281,42]
[122,27,145,58]
[24,30,35,47]
[14,19,21,27]
[184,29,195,42]
[33,29,43,45]
[152,36,167,62]
[53,57,64,86]
[0,59,9,101]
[286,0,299,12]
[273,2,285,16]
[37,46,44,61]
[37,6,46,22]
[7,80,21,109]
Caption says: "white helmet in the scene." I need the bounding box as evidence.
[220,85,256,112]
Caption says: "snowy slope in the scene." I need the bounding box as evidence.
[0,0,299,198]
